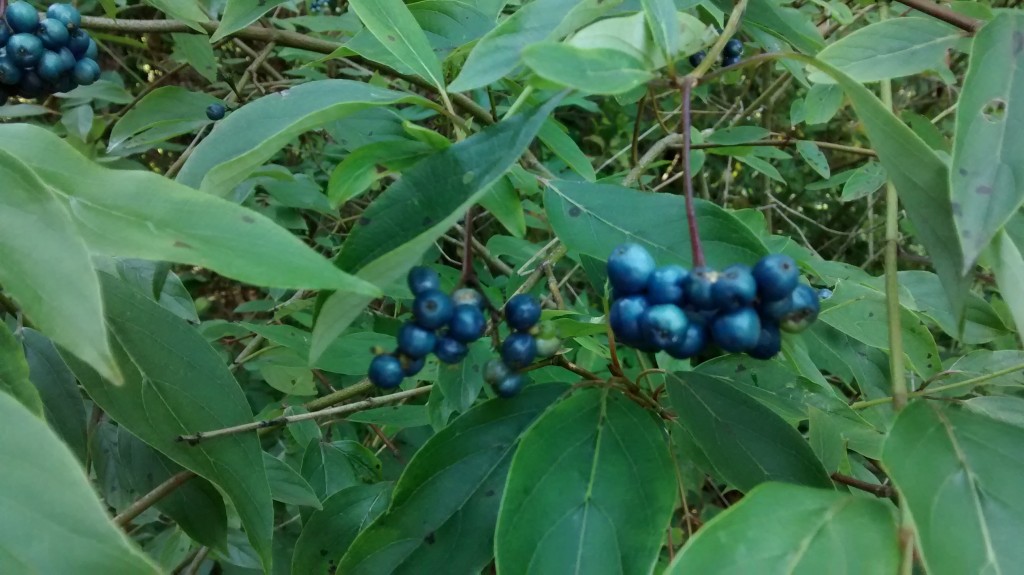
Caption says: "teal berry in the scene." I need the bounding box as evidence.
[66,28,89,57]
[639,304,689,350]
[647,265,689,305]
[57,47,75,71]
[452,287,486,309]
[73,57,100,86]
[407,266,440,296]
[52,72,75,93]
[448,304,486,342]
[748,322,782,360]
[483,359,511,385]
[685,267,718,310]
[665,322,708,359]
[46,3,82,29]
[711,264,757,311]
[434,336,468,364]
[401,355,425,377]
[368,355,404,389]
[779,284,820,333]
[711,307,761,352]
[494,373,526,398]
[5,2,38,34]
[397,322,436,359]
[7,33,43,67]
[0,22,10,46]
[37,19,69,50]
[501,332,536,369]
[752,254,799,301]
[0,55,22,86]
[206,103,226,121]
[413,289,455,330]
[609,294,648,346]
[607,243,655,295]
[504,294,541,332]
[36,51,64,82]
[723,38,743,58]
[84,38,97,60]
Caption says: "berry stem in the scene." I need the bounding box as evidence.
[679,76,706,267]
[458,205,477,286]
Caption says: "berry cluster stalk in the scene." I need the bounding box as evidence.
[459,205,477,286]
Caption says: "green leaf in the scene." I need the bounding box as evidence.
[312,98,560,363]
[213,0,290,42]
[292,483,392,575]
[339,383,567,574]
[480,176,527,238]
[839,161,886,202]
[327,140,435,207]
[641,0,680,59]
[108,86,221,152]
[899,270,1008,344]
[538,119,596,181]
[741,0,825,54]
[349,0,446,91]
[735,154,785,182]
[523,43,653,95]
[796,140,830,179]
[705,126,771,145]
[666,483,899,574]
[964,396,1024,428]
[346,405,430,428]
[666,372,832,491]
[21,329,88,462]
[0,392,161,574]
[301,440,382,501]
[171,34,218,83]
[0,123,379,295]
[811,18,962,83]
[436,340,490,414]
[264,452,323,509]
[545,180,768,268]
[145,0,210,32]
[804,83,844,125]
[0,149,120,385]
[951,13,1024,270]
[0,326,42,417]
[568,11,707,67]
[177,79,427,194]
[63,275,274,572]
[883,401,1024,575]
[495,388,675,575]
[990,229,1024,336]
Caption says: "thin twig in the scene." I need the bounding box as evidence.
[113,470,196,527]
[831,473,895,498]
[895,0,981,33]
[851,362,1024,410]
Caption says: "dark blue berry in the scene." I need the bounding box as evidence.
[505,294,541,331]
[7,33,42,67]
[0,55,22,86]
[448,304,486,342]
[407,266,440,295]
[51,73,75,93]
[640,304,688,350]
[66,28,89,57]
[721,54,741,67]
[434,336,468,364]
[711,307,761,352]
[46,3,81,29]
[607,243,655,295]
[748,322,782,359]
[688,50,706,68]
[484,359,510,385]
[73,58,100,86]
[37,51,64,82]
[397,322,436,359]
[401,355,425,376]
[501,333,536,369]
[609,294,648,345]
[37,19,69,50]
[16,69,44,98]
[752,254,799,301]
[685,267,718,310]
[369,355,403,389]
[452,287,485,309]
[647,265,689,305]
[723,38,744,58]
[494,373,526,398]
[779,284,820,333]
[413,289,454,330]
[666,323,707,359]
[711,264,757,311]
[57,47,75,71]
[206,103,226,121]
[5,2,38,34]
[0,22,10,46]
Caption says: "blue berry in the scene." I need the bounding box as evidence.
[818,288,833,300]
[607,243,655,295]
[505,294,541,331]
[752,254,799,301]
[711,307,761,352]
[723,38,744,58]
[413,289,454,330]
[448,304,486,342]
[37,19,69,50]
[721,54,741,68]
[779,284,820,333]
[609,294,649,345]
[397,322,436,359]
[36,51,64,82]
[434,336,468,364]
[501,333,536,369]
[665,323,707,359]
[206,103,226,121]
[748,322,782,359]
[57,47,75,71]
[67,28,89,57]
[401,355,425,376]
[407,266,440,295]
[494,373,526,398]
[688,50,706,68]
[685,267,718,310]
[16,69,44,98]
[0,89,7,107]
[84,38,98,61]
[46,3,81,29]
[51,73,75,93]
[639,304,689,350]
[0,55,22,86]
[5,2,38,34]
[369,355,403,389]
[647,265,689,305]
[7,33,43,67]
[0,22,10,46]
[711,264,757,311]
[483,359,510,385]
[72,58,100,86]
[452,287,485,309]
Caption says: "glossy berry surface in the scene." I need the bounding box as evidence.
[58,46,75,70]
[72,57,100,85]
[37,51,64,81]
[723,38,744,58]
[84,37,97,60]
[6,2,38,34]
[666,323,707,359]
[38,19,69,50]
[501,333,536,369]
[484,359,511,385]
[721,55,741,67]
[647,265,689,305]
[640,304,689,350]
[407,266,440,295]
[397,323,436,359]
[413,289,454,330]
[505,294,541,331]
[779,284,820,333]
[748,322,782,359]
[368,355,403,389]
[67,28,90,57]
[685,267,718,310]
[609,295,648,345]
[401,355,425,376]
[434,336,468,364]
[0,56,22,86]
[206,103,226,121]
[47,3,82,29]
[752,254,799,301]
[8,33,43,67]
[711,307,761,352]
[712,264,757,311]
[688,50,706,68]
[494,373,526,398]
[607,243,655,295]
[448,304,486,342]
[452,287,485,309]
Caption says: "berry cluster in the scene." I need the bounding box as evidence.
[688,38,744,69]
[206,103,226,121]
[0,2,100,105]
[310,0,332,13]
[368,266,488,389]
[607,244,820,360]
[483,295,560,398]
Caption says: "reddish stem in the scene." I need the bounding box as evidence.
[680,77,706,267]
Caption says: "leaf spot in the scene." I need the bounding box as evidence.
[359,216,371,226]
[173,240,193,249]
[982,99,1007,122]
[977,185,993,196]
[1014,31,1024,55]
[241,214,255,223]
[462,172,475,185]
[568,206,582,218]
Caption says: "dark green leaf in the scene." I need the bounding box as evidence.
[796,140,830,179]
[146,0,209,32]
[804,83,844,125]
[0,325,42,416]
[301,440,382,501]
[264,452,323,509]
[350,0,446,91]
[538,119,596,181]
[347,405,430,429]
[436,340,490,414]
[109,86,221,152]
[171,34,218,83]
[706,126,770,145]
[213,0,289,42]
[292,483,392,574]
[327,140,434,207]
[839,161,886,202]
[21,329,88,462]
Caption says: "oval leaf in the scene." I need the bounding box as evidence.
[523,43,653,95]
[349,0,446,91]
[0,325,42,416]
[292,483,392,574]
[109,86,221,152]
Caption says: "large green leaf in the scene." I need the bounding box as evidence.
[350,0,446,91]
[666,372,832,491]
[523,43,654,95]
[641,0,680,59]
[108,86,221,152]
[883,401,1024,575]
[177,80,427,194]
[62,275,274,571]
[899,270,1008,343]
[951,13,1024,270]
[811,18,962,83]
[264,452,322,509]
[0,149,119,384]
[300,439,381,502]
[0,123,377,295]
[338,383,567,574]
[0,392,160,574]
[545,180,767,268]
[990,229,1024,336]
[311,98,560,362]
[212,0,290,41]
[145,0,209,31]
[327,140,434,207]
[0,325,42,417]
[21,329,88,462]
[495,387,676,575]
[741,0,824,54]
[666,483,899,574]
[292,483,392,575]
